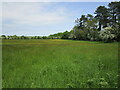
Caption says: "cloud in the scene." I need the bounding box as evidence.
[3,2,70,27]
[2,2,76,35]
[2,2,110,36]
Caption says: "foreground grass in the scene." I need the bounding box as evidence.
[2,39,118,88]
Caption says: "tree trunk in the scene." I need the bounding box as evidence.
[98,22,101,31]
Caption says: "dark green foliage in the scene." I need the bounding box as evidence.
[42,36,47,39]
[21,35,26,39]
[71,1,120,42]
[95,6,109,30]
[75,15,87,29]
[72,26,87,40]
[108,1,120,26]
[1,35,6,39]
[61,31,70,39]
[49,32,63,39]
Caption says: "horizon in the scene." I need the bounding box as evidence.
[2,2,109,36]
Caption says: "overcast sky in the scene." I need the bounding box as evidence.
[2,2,109,36]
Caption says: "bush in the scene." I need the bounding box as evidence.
[99,27,116,42]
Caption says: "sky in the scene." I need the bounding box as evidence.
[2,2,110,36]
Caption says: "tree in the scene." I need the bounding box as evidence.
[95,6,109,30]
[72,26,88,40]
[85,15,99,41]
[108,1,120,41]
[61,31,70,39]
[75,15,87,29]
[21,35,26,39]
[109,2,120,24]
[1,35,6,39]
[108,2,120,26]
[87,14,94,21]
[42,36,47,39]
[37,36,42,39]
[13,35,18,39]
[68,30,74,39]
[49,32,63,39]
[85,14,98,30]
[108,24,120,41]
[99,27,116,42]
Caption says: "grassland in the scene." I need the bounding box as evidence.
[2,39,118,88]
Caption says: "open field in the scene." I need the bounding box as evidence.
[2,39,118,88]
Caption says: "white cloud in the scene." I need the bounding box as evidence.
[3,2,70,27]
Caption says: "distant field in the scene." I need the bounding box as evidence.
[2,39,118,88]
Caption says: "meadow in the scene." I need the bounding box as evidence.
[2,39,118,88]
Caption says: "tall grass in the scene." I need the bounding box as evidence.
[2,39,118,88]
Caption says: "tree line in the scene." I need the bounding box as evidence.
[0,35,48,39]
[1,1,120,42]
[49,1,120,42]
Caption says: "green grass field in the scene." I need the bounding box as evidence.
[2,39,118,88]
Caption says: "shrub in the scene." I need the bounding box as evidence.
[99,27,116,42]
